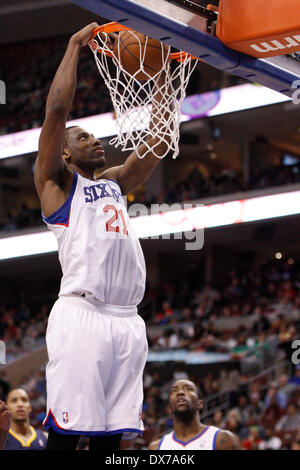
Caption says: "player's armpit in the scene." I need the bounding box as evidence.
[148,439,160,450]
[97,165,123,186]
[99,144,162,195]
[108,142,162,195]
[216,430,240,450]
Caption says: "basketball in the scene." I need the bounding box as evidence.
[114,30,169,81]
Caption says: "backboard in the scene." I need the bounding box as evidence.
[72,0,300,98]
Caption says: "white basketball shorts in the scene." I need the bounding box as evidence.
[43,295,148,439]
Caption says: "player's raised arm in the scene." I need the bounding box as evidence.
[103,72,173,195]
[215,430,240,450]
[34,23,99,197]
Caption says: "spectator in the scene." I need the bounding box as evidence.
[246,392,264,422]
[172,365,189,382]
[261,395,283,428]
[241,426,262,450]
[277,374,299,403]
[275,404,300,432]
[224,411,242,437]
[211,410,224,429]
[252,308,271,334]
[264,382,288,410]
[156,328,179,349]
[232,395,250,425]
[258,427,282,450]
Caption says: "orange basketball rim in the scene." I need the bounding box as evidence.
[89,22,199,63]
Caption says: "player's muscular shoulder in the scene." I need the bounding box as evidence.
[216,430,240,450]
[35,164,74,218]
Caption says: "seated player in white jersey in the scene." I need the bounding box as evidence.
[34,23,171,451]
[149,379,240,450]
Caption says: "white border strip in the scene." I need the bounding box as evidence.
[0,189,299,260]
[0,84,289,160]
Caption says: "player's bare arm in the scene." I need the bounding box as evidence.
[216,430,240,450]
[102,73,172,194]
[34,23,99,217]
[0,400,11,450]
[148,439,160,450]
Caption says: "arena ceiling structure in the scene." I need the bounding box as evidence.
[0,0,105,44]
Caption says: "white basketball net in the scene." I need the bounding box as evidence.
[89,26,198,159]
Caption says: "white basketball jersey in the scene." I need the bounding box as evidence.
[158,426,221,450]
[42,172,146,306]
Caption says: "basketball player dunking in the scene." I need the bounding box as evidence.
[149,379,240,450]
[34,23,170,451]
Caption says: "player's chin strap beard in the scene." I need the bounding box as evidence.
[173,407,197,423]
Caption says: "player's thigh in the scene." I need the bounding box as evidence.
[106,315,148,412]
[112,314,148,370]
[46,301,114,385]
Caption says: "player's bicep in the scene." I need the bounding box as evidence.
[35,110,67,186]
[98,165,124,188]
[216,430,240,450]
[117,143,161,194]
[99,143,161,195]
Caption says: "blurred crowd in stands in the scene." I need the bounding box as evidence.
[1,204,42,232]
[0,295,54,362]
[144,258,300,358]
[132,159,300,208]
[138,364,300,451]
[0,361,299,450]
[2,157,300,233]
[1,258,299,361]
[0,38,112,136]
[0,257,299,449]
[0,35,242,136]
[1,36,300,234]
